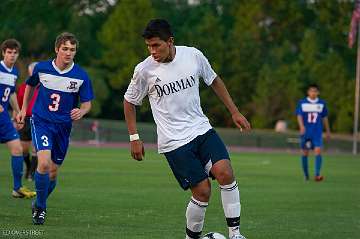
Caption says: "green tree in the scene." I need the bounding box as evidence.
[98,0,154,119]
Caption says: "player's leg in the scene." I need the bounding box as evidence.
[211,160,243,239]
[186,179,211,239]
[164,141,210,239]
[199,129,245,239]
[30,117,54,225]
[47,160,58,198]
[30,144,38,179]
[6,139,24,194]
[300,136,310,180]
[19,117,32,180]
[21,140,32,180]
[314,146,324,181]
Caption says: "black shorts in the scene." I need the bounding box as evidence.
[164,129,230,190]
[18,116,32,141]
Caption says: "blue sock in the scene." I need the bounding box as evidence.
[11,155,23,191]
[315,155,322,177]
[47,180,57,199]
[35,171,50,210]
[301,155,309,179]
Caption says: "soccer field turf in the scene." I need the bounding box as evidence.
[0,146,359,239]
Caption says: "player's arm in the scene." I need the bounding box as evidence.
[323,116,331,140]
[9,93,20,114]
[9,93,23,129]
[297,115,305,135]
[16,84,34,124]
[123,99,145,161]
[210,76,251,131]
[71,101,92,121]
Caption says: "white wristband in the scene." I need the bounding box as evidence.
[129,133,140,142]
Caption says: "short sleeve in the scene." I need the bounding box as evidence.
[321,102,328,118]
[26,64,40,86]
[79,72,94,102]
[295,101,302,115]
[124,68,148,106]
[195,49,217,86]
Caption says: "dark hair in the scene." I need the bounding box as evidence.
[55,32,79,49]
[142,19,173,41]
[1,39,21,53]
[308,84,320,91]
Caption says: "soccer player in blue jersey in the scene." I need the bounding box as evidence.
[0,39,36,199]
[16,32,94,225]
[296,84,330,181]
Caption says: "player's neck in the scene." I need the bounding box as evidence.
[163,46,176,63]
[307,97,318,103]
[54,58,73,71]
[1,60,14,69]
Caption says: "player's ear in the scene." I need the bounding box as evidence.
[55,47,59,54]
[167,37,174,46]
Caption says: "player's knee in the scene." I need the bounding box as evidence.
[193,188,211,202]
[49,169,58,180]
[37,161,50,173]
[10,143,23,156]
[215,169,234,185]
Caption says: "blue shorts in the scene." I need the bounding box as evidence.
[30,116,72,165]
[164,129,230,190]
[300,134,323,150]
[0,115,19,143]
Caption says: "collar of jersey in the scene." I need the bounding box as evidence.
[307,97,319,103]
[0,60,13,72]
[52,60,74,74]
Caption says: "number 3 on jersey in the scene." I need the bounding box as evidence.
[41,135,49,146]
[49,93,60,111]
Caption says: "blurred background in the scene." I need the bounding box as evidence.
[1,0,359,152]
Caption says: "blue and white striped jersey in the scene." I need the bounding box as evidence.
[26,60,94,123]
[0,60,18,119]
[296,97,328,137]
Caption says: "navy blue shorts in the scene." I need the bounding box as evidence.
[30,116,72,165]
[300,134,323,150]
[164,129,230,190]
[0,115,19,143]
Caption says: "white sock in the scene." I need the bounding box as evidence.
[220,181,241,238]
[185,196,208,239]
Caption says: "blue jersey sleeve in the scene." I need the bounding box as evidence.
[295,101,302,115]
[321,102,328,118]
[79,73,94,102]
[26,64,40,86]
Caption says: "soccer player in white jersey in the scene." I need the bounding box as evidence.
[124,19,250,239]
[16,32,94,225]
[296,84,330,181]
[0,39,36,199]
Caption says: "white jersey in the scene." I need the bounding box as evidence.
[124,46,217,153]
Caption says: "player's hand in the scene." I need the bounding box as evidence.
[300,126,306,135]
[232,111,251,132]
[0,105,3,113]
[71,108,85,121]
[325,132,331,141]
[130,140,145,161]
[13,121,24,130]
[16,110,26,125]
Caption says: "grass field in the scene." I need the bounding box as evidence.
[0,145,359,239]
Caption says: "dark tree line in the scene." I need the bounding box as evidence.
[1,0,357,132]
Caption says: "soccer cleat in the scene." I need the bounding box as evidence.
[32,205,46,225]
[315,176,324,182]
[12,187,36,198]
[230,235,247,239]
